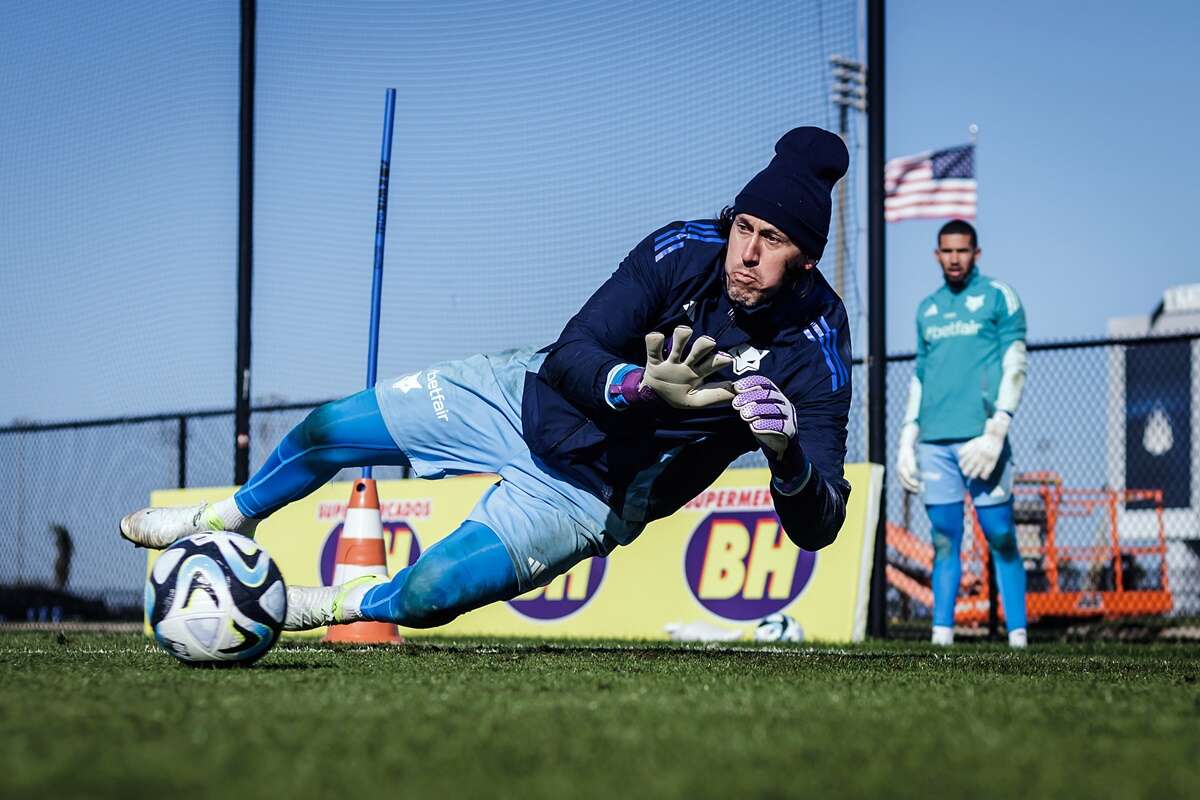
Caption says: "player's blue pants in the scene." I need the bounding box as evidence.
[233,389,412,518]
[358,520,520,627]
[230,390,519,622]
[928,501,1027,631]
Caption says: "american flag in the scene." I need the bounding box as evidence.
[884,144,976,222]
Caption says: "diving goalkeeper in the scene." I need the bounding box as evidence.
[120,127,854,631]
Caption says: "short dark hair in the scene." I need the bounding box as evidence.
[716,205,737,239]
[937,219,978,248]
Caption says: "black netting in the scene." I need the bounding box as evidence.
[0,421,177,618]
[248,0,865,409]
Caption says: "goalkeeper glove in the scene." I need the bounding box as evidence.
[957,411,1011,480]
[896,422,922,494]
[640,326,734,409]
[733,375,811,494]
[733,375,794,458]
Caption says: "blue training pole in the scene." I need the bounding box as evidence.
[364,88,397,479]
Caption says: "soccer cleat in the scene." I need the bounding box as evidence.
[1008,628,1028,649]
[284,575,386,631]
[120,503,214,549]
[931,625,954,646]
[120,498,257,549]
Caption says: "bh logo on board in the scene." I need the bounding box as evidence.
[508,557,607,621]
[683,511,816,620]
[319,522,422,586]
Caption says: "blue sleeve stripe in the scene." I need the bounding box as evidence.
[806,318,848,392]
[654,240,686,261]
[819,316,850,386]
[805,325,840,391]
[653,232,725,251]
[652,231,726,262]
[653,221,720,245]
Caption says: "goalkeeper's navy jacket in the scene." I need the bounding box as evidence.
[522,219,852,551]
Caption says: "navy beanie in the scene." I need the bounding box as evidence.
[733,127,849,261]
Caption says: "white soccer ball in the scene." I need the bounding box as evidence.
[146,532,287,666]
[754,612,804,643]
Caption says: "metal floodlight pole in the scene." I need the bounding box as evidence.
[829,53,866,300]
[362,88,397,480]
[865,0,888,638]
[234,0,256,486]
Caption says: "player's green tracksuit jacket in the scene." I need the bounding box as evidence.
[915,267,1026,442]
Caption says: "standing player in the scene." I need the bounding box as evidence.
[895,220,1029,648]
[121,128,854,632]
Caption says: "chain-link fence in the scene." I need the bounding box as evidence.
[883,333,1200,633]
[2,333,1196,629]
[0,405,410,622]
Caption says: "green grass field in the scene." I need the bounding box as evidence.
[2,632,1197,800]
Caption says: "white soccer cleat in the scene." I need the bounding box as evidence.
[1008,628,1028,649]
[931,625,954,646]
[120,498,258,549]
[119,503,213,549]
[284,575,386,631]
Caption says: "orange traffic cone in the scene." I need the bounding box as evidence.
[323,478,404,644]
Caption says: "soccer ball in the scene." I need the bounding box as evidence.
[146,532,287,666]
[754,612,804,643]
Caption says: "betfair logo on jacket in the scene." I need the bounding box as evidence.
[925,319,982,341]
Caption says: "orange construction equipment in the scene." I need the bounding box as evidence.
[323,478,404,644]
[887,472,1174,626]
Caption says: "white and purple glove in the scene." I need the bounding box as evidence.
[733,375,811,494]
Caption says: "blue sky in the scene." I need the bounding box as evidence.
[1,0,1197,424]
[886,0,1199,349]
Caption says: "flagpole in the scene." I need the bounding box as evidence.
[966,120,998,641]
[969,122,978,221]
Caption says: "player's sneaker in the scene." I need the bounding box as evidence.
[1008,628,1028,649]
[284,575,386,631]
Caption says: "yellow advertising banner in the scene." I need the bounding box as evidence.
[148,463,882,642]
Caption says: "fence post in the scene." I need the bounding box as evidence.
[177,415,188,489]
[865,0,888,638]
[987,555,999,641]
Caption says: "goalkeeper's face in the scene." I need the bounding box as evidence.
[935,233,980,287]
[724,213,812,307]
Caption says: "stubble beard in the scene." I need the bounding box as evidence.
[727,282,761,307]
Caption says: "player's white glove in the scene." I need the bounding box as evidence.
[641,326,734,409]
[896,422,922,494]
[957,411,1011,480]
